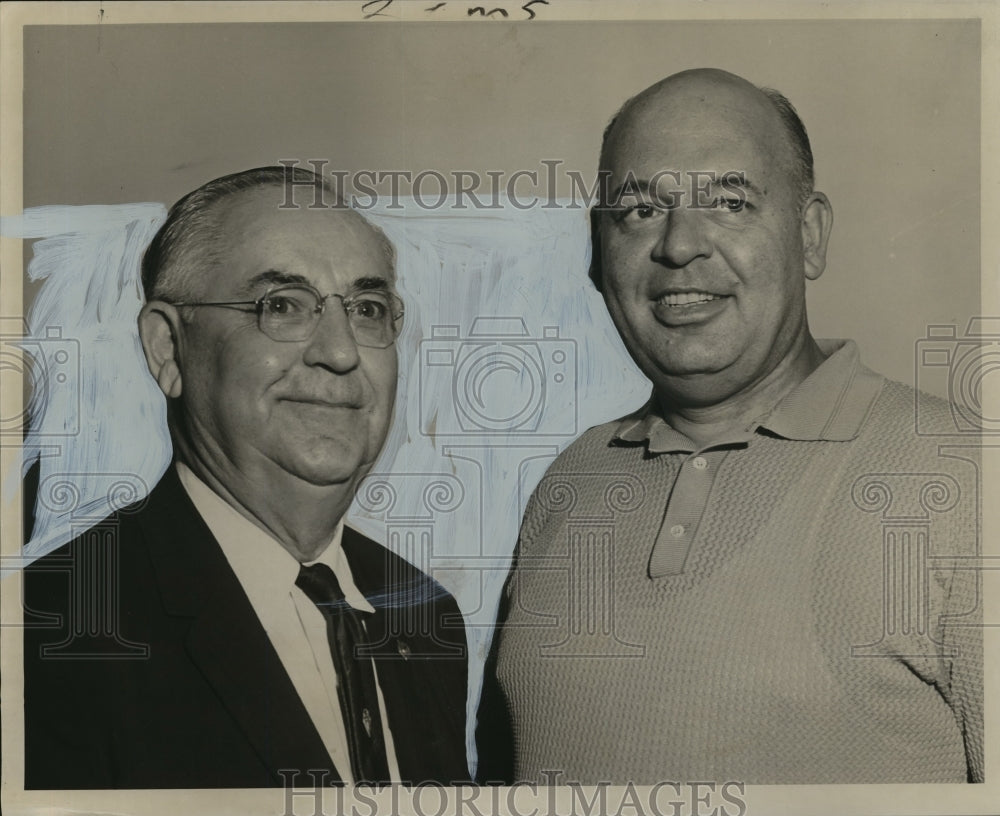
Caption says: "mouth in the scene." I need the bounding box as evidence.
[649,289,730,326]
[280,397,363,410]
[654,290,726,308]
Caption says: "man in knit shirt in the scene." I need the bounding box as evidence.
[476,68,983,784]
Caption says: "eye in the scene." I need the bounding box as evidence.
[263,290,312,317]
[349,295,390,321]
[617,203,665,224]
[716,197,747,213]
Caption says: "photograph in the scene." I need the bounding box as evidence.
[1,2,996,815]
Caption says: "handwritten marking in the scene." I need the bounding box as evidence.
[468,6,509,16]
[522,0,548,20]
[362,0,395,18]
[363,0,546,19]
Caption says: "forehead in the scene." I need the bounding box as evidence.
[605,79,791,186]
[211,186,393,291]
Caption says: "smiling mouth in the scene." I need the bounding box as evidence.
[282,397,361,410]
[655,291,726,307]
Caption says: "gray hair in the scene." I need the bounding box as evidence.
[141,165,395,302]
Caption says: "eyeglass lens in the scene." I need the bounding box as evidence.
[258,286,400,347]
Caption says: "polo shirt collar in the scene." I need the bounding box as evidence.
[614,339,884,452]
[615,404,697,453]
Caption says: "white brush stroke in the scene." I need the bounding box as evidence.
[2,198,652,770]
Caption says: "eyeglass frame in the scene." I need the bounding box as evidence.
[167,282,405,348]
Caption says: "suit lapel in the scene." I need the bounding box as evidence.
[140,466,339,785]
[341,527,469,783]
[341,527,422,777]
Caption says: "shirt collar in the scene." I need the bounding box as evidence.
[175,462,375,614]
[614,340,884,452]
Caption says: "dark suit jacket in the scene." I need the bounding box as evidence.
[23,466,469,789]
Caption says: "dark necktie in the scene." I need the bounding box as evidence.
[295,561,391,784]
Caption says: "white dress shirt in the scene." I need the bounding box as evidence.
[176,462,400,783]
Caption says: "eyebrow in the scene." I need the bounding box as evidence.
[242,270,309,294]
[352,276,392,292]
[713,175,765,198]
[241,270,392,295]
[608,174,766,205]
[608,177,651,204]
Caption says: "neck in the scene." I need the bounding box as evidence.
[658,336,827,449]
[174,440,356,563]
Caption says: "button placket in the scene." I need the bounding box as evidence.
[649,449,728,578]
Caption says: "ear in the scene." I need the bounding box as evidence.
[801,191,833,281]
[588,206,604,292]
[138,301,184,399]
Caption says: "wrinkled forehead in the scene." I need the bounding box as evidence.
[212,187,396,291]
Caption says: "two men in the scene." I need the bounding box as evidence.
[23,167,469,788]
[21,69,983,789]
[478,69,982,784]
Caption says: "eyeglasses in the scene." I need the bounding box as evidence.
[171,283,405,347]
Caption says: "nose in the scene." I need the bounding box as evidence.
[651,206,713,268]
[301,301,360,373]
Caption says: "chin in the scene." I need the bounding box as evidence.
[292,463,368,488]
[646,357,745,404]
[648,352,734,380]
[282,447,374,488]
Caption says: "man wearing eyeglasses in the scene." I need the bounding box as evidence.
[22,166,469,789]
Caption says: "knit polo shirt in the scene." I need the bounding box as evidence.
[489,340,982,784]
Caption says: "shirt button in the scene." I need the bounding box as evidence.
[670,524,685,538]
[397,641,411,658]
[692,456,708,470]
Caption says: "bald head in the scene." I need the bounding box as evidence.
[587,66,834,412]
[599,69,814,208]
